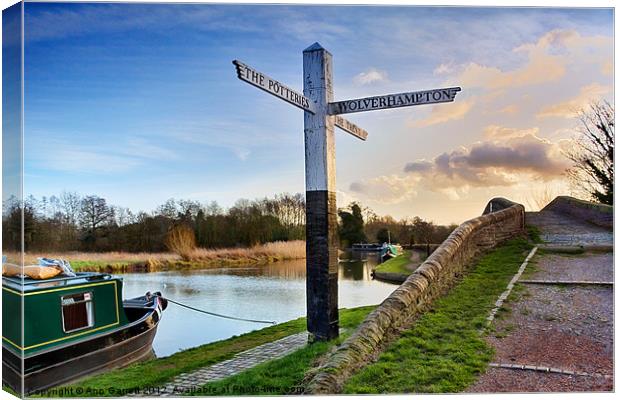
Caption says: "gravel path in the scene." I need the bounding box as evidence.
[468,211,613,393]
[483,285,612,370]
[469,368,612,392]
[531,253,613,282]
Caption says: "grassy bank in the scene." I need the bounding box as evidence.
[3,251,178,271]
[373,251,412,274]
[186,239,533,395]
[36,305,375,397]
[7,241,306,273]
[343,238,532,394]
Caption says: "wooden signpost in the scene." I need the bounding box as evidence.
[233,43,462,341]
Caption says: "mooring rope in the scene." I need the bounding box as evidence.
[162,297,276,325]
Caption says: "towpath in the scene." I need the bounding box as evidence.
[468,210,613,392]
[406,250,424,271]
[131,332,308,397]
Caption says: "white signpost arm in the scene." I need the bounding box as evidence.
[329,87,462,115]
[233,60,317,114]
[233,59,370,142]
[334,116,368,141]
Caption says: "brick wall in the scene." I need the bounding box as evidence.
[304,198,525,393]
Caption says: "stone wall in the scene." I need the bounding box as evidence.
[304,197,525,394]
[542,196,613,229]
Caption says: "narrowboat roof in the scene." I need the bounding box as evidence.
[2,272,119,293]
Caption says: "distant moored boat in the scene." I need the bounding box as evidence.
[380,243,401,262]
[350,243,383,252]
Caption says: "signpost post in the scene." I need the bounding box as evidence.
[232,42,461,342]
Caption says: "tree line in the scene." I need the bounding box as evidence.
[2,191,457,253]
[338,203,458,248]
[2,192,306,253]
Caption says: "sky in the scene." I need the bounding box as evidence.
[15,2,614,224]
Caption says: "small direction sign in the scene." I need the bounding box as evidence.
[233,60,316,114]
[328,87,462,115]
[334,116,368,141]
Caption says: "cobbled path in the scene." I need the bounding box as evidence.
[468,211,613,393]
[525,211,613,246]
[131,332,308,397]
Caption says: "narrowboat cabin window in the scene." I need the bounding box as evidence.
[61,292,94,333]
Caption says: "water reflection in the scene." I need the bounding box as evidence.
[120,254,394,357]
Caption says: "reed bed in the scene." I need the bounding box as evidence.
[2,241,306,272]
[187,240,306,262]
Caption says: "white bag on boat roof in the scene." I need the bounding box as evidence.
[38,258,76,277]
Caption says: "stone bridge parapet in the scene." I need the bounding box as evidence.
[304,197,525,394]
[542,196,612,229]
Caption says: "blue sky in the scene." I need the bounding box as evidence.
[20,3,613,223]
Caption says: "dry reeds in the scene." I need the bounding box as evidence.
[165,225,197,261]
[260,240,306,259]
[5,251,179,265]
[187,240,305,263]
[4,240,306,270]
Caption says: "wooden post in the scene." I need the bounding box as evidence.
[303,42,339,341]
[232,43,462,343]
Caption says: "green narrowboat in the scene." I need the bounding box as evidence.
[2,271,167,394]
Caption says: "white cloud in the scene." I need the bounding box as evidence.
[537,83,611,119]
[483,125,539,140]
[433,62,454,75]
[403,126,570,190]
[28,135,178,174]
[353,68,388,85]
[349,174,420,204]
[498,104,518,114]
[409,99,474,128]
[351,126,571,204]
[44,148,142,174]
[122,138,178,160]
[444,29,611,91]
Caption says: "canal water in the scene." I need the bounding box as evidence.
[120,254,397,357]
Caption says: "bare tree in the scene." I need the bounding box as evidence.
[80,196,114,232]
[205,201,223,216]
[526,185,563,211]
[157,198,178,219]
[564,100,614,205]
[114,206,134,226]
[59,191,82,226]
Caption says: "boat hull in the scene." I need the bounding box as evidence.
[2,296,164,395]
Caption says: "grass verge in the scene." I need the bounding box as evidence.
[374,251,412,274]
[342,238,533,394]
[525,225,543,243]
[34,306,375,397]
